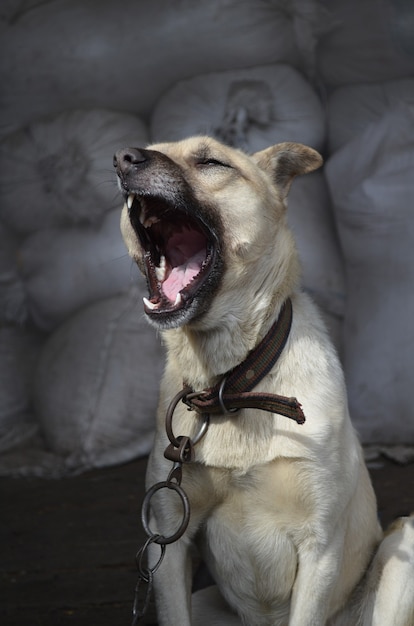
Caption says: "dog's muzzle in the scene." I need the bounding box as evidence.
[114,147,224,328]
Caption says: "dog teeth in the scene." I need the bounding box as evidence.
[143,293,182,311]
[143,215,159,229]
[143,297,158,311]
[127,193,135,209]
[155,256,167,282]
[126,196,159,229]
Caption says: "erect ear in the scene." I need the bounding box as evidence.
[252,142,323,199]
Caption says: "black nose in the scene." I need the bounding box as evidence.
[113,147,147,173]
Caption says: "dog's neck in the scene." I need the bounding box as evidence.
[162,289,293,390]
[161,225,300,390]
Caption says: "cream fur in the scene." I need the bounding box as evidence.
[118,136,414,626]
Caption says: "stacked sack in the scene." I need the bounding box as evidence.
[317,0,414,447]
[325,79,414,445]
[1,0,413,475]
[0,107,167,475]
[0,222,44,458]
[0,0,324,134]
[316,0,414,87]
[0,0,331,475]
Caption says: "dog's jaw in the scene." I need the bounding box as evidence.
[115,147,225,329]
[126,193,223,329]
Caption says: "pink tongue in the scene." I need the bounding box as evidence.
[162,230,206,302]
[163,250,205,301]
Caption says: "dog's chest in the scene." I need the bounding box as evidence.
[188,458,312,615]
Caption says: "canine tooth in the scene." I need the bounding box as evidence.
[174,293,182,307]
[143,296,158,311]
[127,193,135,209]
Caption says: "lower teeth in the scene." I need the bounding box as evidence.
[143,297,158,310]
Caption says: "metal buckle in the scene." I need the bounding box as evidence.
[218,376,239,414]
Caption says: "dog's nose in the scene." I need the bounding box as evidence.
[113,147,147,173]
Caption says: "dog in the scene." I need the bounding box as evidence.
[114,136,414,625]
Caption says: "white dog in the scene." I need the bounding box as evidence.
[114,136,414,626]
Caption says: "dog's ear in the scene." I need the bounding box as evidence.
[252,142,323,199]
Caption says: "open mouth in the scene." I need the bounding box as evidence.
[126,192,222,325]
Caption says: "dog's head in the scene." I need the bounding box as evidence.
[114,136,322,330]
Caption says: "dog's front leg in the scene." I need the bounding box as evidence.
[148,531,193,626]
[144,444,195,625]
[288,537,344,626]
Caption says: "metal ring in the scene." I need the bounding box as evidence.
[135,535,166,578]
[141,481,190,545]
[165,389,210,448]
[218,376,239,414]
[165,388,190,447]
[184,390,207,404]
[191,412,210,444]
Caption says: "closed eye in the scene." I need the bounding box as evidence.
[197,158,232,168]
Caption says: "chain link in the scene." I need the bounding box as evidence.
[141,480,190,545]
[131,388,209,623]
[132,568,153,625]
[135,535,166,579]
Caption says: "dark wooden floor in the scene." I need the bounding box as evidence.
[1,456,413,626]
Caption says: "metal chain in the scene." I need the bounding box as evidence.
[131,389,209,623]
